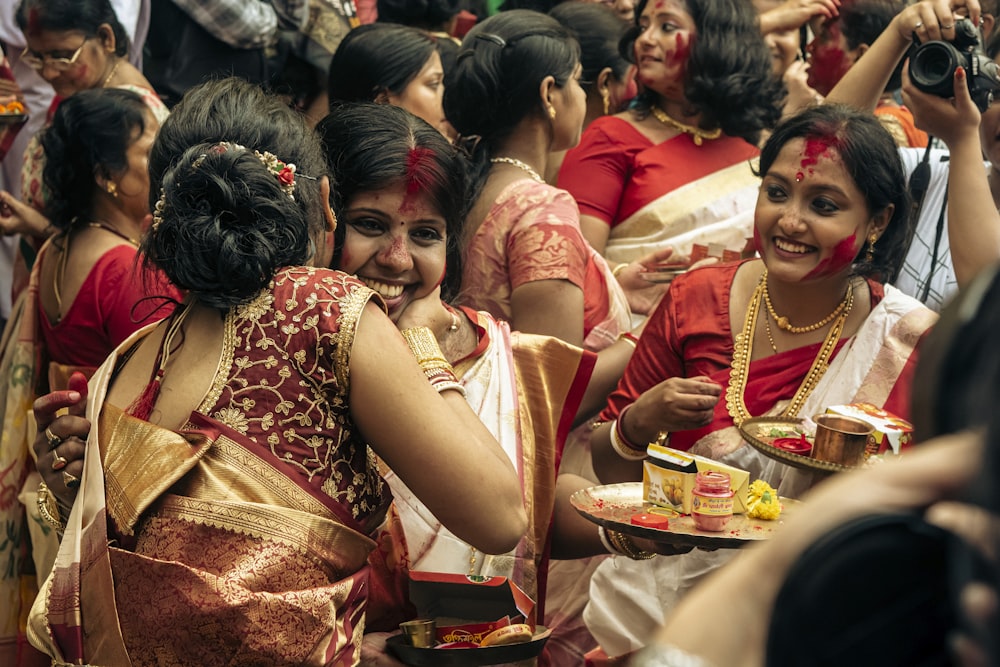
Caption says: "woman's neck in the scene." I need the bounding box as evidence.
[492,116,553,175]
[654,97,703,127]
[89,199,144,242]
[762,265,857,328]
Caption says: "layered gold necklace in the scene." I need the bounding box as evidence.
[649,107,722,146]
[726,270,855,426]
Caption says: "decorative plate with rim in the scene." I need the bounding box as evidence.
[570,482,796,549]
[738,416,854,473]
[385,626,551,666]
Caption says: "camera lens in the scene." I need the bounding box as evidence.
[910,41,964,96]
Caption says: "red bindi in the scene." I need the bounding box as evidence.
[804,232,859,279]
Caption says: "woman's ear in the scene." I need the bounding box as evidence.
[96,23,116,53]
[320,176,337,234]
[538,75,557,117]
[596,66,614,94]
[869,203,894,240]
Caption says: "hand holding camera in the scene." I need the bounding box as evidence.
[909,16,1000,111]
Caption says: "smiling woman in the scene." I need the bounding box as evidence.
[584,104,936,657]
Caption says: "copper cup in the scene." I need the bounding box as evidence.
[400,619,436,648]
[811,414,873,467]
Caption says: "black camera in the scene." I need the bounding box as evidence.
[908,17,1000,111]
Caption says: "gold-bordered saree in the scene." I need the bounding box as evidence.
[27,342,380,667]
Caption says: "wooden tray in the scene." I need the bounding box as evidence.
[738,416,854,473]
[385,626,551,666]
[570,482,796,550]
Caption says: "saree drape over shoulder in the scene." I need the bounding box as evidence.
[557,117,761,266]
[27,267,391,667]
[368,309,593,631]
[585,262,937,657]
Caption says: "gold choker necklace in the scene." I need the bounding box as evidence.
[726,271,855,426]
[490,157,544,184]
[649,107,721,146]
[102,59,121,88]
[761,269,851,333]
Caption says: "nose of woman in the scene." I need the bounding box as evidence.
[376,233,414,271]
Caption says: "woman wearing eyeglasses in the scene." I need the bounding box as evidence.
[0,0,167,287]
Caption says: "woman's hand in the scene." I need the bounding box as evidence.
[360,632,407,666]
[893,0,978,44]
[615,247,680,316]
[783,59,823,116]
[0,190,51,238]
[394,285,452,338]
[623,376,722,445]
[902,62,981,146]
[759,0,840,35]
[32,372,90,510]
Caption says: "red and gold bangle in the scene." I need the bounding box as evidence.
[610,404,647,461]
[617,331,640,348]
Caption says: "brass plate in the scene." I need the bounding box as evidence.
[570,482,796,550]
[738,416,854,473]
[385,626,551,666]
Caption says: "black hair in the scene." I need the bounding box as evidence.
[550,2,631,86]
[144,78,329,311]
[443,9,580,196]
[40,87,148,231]
[316,103,467,302]
[376,0,461,31]
[756,104,912,283]
[839,0,906,92]
[327,23,438,106]
[16,0,130,57]
[621,0,783,144]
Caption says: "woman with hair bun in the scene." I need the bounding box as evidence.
[25,77,526,667]
[547,1,637,182]
[558,0,784,260]
[328,22,454,139]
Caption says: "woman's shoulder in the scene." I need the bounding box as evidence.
[494,179,579,213]
[583,114,655,147]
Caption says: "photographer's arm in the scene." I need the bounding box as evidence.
[826,0,977,111]
[903,66,1000,288]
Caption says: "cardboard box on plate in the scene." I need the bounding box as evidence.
[824,403,913,456]
[642,443,750,514]
[408,571,535,644]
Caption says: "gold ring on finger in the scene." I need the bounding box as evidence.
[45,426,62,449]
[62,470,80,489]
[913,21,924,29]
[51,452,68,471]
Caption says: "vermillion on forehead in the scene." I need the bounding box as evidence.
[795,134,841,181]
[804,232,860,280]
[655,0,666,9]
[401,146,435,214]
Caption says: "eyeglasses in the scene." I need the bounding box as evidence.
[20,39,88,72]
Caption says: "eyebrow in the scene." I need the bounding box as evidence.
[764,172,851,199]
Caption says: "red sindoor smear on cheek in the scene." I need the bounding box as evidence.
[672,33,691,65]
[753,226,763,255]
[434,266,446,289]
[804,232,858,279]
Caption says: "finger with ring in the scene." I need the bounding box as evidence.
[914,21,924,29]
[45,426,62,449]
[62,470,80,489]
[942,23,955,29]
[51,451,68,471]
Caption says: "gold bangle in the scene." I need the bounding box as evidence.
[617,331,639,348]
[612,263,629,278]
[401,327,450,367]
[36,482,65,532]
[607,529,656,560]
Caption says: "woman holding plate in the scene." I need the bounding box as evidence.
[583,103,936,658]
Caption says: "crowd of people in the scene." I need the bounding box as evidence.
[1,0,999,666]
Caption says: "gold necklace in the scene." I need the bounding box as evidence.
[761,268,850,333]
[490,157,544,184]
[726,273,854,426]
[102,58,121,88]
[763,312,778,354]
[88,221,139,246]
[649,107,721,146]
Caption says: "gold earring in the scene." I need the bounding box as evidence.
[107,182,118,198]
[547,105,557,120]
[865,232,878,263]
[600,88,611,116]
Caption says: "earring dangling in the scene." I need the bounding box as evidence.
[600,88,611,116]
[865,232,878,263]
[107,182,118,198]
[547,105,557,120]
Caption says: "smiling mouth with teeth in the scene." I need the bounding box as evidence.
[361,278,404,299]
[774,238,814,254]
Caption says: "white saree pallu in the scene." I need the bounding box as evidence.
[603,160,760,267]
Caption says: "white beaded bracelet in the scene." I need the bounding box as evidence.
[609,418,648,461]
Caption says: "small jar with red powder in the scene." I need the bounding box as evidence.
[691,471,734,532]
